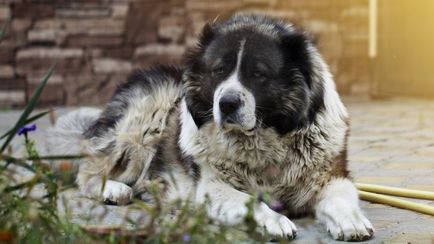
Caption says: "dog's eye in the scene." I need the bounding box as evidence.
[253,71,265,78]
[212,66,226,75]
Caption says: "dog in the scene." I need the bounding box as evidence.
[47,15,374,241]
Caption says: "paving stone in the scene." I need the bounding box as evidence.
[17,47,84,59]
[158,15,185,43]
[67,35,123,47]
[0,65,14,78]
[92,58,133,74]
[354,176,407,185]
[111,4,129,19]
[12,3,55,18]
[0,90,25,106]
[384,162,434,170]
[56,7,111,18]
[382,233,434,244]
[0,6,11,19]
[134,44,186,57]
[0,78,26,90]
[10,18,32,32]
[124,1,169,45]
[33,19,125,36]
[27,29,61,43]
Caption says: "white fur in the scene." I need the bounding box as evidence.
[102,180,133,205]
[108,82,182,184]
[162,165,196,202]
[310,44,348,121]
[46,107,101,155]
[315,178,374,241]
[196,164,296,239]
[46,107,101,172]
[179,99,200,155]
[213,73,256,131]
[212,39,256,131]
[60,77,184,205]
[78,175,133,205]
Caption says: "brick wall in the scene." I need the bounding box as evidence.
[0,0,369,108]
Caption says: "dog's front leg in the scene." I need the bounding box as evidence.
[195,169,297,240]
[77,174,133,205]
[315,178,374,241]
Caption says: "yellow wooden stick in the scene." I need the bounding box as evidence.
[355,183,434,200]
[358,191,434,216]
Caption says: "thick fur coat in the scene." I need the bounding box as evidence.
[47,15,374,241]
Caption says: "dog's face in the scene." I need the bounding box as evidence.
[184,15,324,135]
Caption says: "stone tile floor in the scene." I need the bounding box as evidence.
[1,97,434,243]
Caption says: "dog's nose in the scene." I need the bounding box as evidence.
[219,95,241,116]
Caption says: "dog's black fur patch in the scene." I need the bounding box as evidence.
[184,15,324,134]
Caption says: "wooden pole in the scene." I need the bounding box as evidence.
[358,191,434,216]
[356,183,434,200]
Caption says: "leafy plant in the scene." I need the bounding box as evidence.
[0,21,274,243]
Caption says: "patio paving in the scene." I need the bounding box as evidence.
[1,97,434,243]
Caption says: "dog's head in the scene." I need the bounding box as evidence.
[184,15,324,135]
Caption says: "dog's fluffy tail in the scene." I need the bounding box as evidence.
[46,108,101,172]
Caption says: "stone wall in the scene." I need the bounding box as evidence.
[0,0,369,108]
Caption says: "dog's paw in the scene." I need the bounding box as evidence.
[316,178,375,241]
[102,180,133,205]
[263,215,297,241]
[255,203,297,240]
[324,208,374,241]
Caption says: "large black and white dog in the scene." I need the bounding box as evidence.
[48,15,374,241]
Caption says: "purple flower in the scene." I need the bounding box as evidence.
[17,123,37,136]
[269,201,285,212]
[182,234,191,243]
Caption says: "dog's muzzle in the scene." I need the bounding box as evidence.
[219,94,241,124]
[213,80,256,132]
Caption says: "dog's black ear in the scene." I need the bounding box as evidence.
[182,22,217,128]
[283,31,324,123]
[281,32,313,86]
[184,92,212,128]
[198,23,216,48]
[183,21,217,63]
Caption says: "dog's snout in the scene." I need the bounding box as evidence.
[219,95,241,116]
